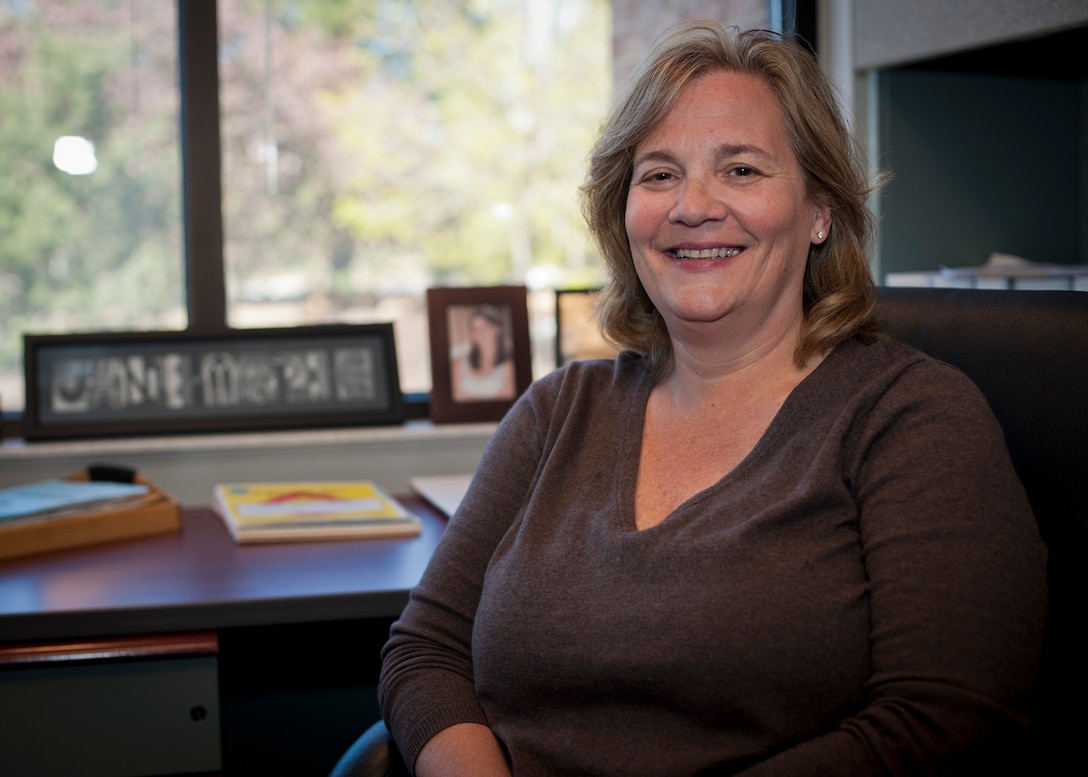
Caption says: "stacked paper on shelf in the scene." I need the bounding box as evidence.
[0,472,181,562]
[0,479,150,524]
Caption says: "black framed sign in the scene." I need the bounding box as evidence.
[23,324,403,441]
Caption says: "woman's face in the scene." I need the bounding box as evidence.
[469,313,501,349]
[624,70,830,346]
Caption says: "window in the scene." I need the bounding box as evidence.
[218,0,610,392]
[0,0,184,414]
[0,0,610,420]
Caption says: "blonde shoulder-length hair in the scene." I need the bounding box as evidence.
[581,21,882,377]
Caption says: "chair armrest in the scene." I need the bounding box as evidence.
[329,719,410,777]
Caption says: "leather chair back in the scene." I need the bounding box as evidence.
[877,287,1088,771]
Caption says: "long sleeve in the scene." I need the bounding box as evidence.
[378,382,548,771]
[736,357,1047,775]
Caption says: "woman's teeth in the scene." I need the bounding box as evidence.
[674,247,741,259]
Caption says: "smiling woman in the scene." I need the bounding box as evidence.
[586,29,883,383]
[378,21,1047,777]
[624,71,831,374]
[623,69,833,531]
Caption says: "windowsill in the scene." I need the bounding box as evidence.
[0,420,498,460]
[0,421,497,507]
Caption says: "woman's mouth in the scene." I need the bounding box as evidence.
[672,247,742,259]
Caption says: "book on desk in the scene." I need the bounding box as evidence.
[211,480,421,544]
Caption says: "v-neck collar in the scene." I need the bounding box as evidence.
[614,341,851,533]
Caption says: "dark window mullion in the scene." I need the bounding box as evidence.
[178,0,228,333]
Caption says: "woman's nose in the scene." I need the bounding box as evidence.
[669,178,728,226]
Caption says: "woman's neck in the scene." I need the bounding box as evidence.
[662,313,813,411]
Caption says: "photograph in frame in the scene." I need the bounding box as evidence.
[554,288,619,368]
[426,286,532,423]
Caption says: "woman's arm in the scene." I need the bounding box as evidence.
[740,361,1047,775]
[379,380,550,773]
[415,724,513,777]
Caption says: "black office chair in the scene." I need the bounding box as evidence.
[331,287,1088,777]
[876,287,1087,775]
[329,716,408,777]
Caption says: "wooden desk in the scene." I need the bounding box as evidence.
[0,496,448,644]
[0,496,449,776]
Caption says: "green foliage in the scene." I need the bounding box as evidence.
[219,0,609,297]
[0,3,183,394]
[325,0,611,287]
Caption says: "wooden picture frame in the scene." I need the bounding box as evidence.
[426,286,532,423]
[555,288,618,368]
[23,324,403,441]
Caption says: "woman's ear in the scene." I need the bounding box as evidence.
[811,204,832,244]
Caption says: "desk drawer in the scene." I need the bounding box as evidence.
[0,634,221,777]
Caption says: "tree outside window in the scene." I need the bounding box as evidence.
[0,0,610,413]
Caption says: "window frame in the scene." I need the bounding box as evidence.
[179,0,228,335]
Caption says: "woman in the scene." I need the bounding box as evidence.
[380,22,1046,776]
[450,305,516,402]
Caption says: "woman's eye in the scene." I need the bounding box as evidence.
[730,166,756,177]
[634,170,677,187]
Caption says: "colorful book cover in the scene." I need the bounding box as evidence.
[211,481,420,543]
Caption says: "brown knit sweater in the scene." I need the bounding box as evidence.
[380,338,1047,776]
